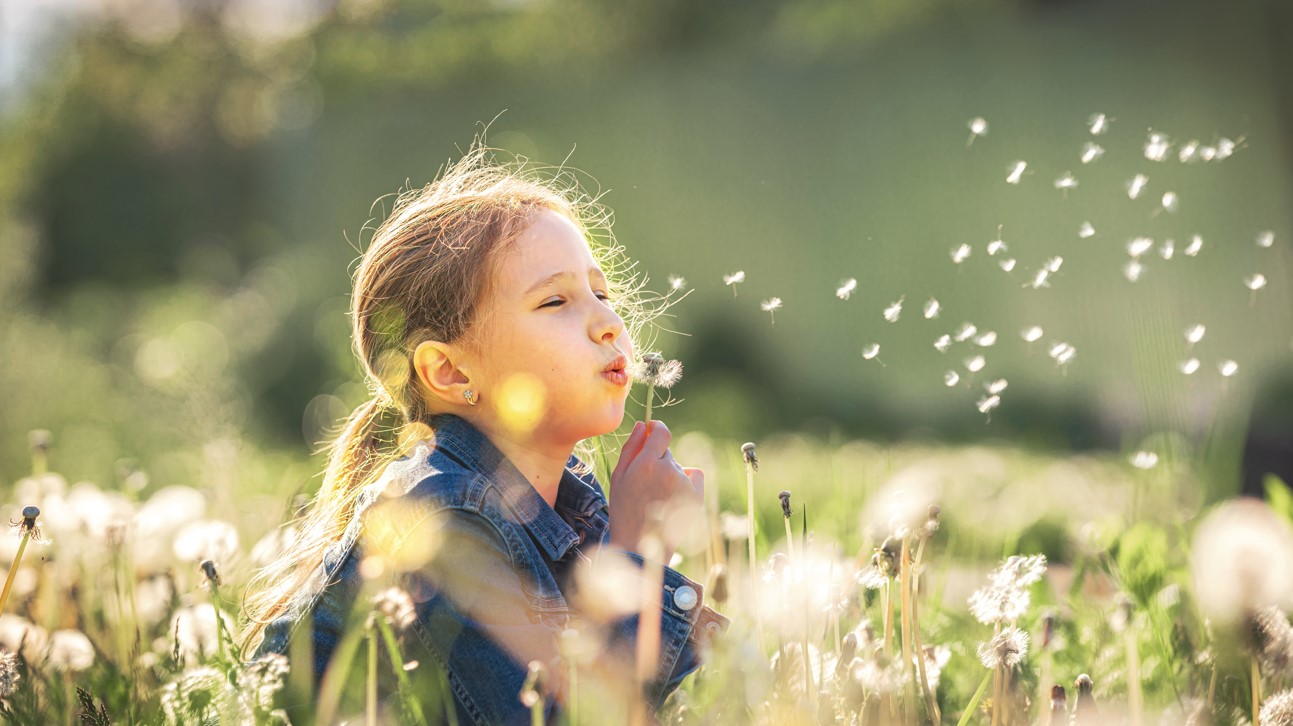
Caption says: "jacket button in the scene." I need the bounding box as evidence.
[674,585,698,611]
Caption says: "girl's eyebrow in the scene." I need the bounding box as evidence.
[524,267,606,296]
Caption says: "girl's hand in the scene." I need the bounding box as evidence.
[607,420,704,559]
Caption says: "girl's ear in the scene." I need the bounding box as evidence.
[413,340,473,406]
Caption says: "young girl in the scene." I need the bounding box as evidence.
[239,141,728,724]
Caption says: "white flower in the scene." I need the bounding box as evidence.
[861,343,881,361]
[1127,174,1149,200]
[1185,324,1206,345]
[923,298,941,319]
[1080,142,1104,164]
[1219,360,1239,377]
[1191,498,1293,624]
[1185,235,1204,256]
[1130,451,1159,469]
[951,244,972,265]
[1088,112,1110,135]
[1021,326,1044,343]
[836,278,857,300]
[943,371,960,387]
[1258,231,1275,248]
[883,296,904,323]
[1078,221,1095,239]
[1246,274,1268,291]
[47,630,94,673]
[1179,358,1201,375]
[1006,161,1027,185]
[1144,131,1172,162]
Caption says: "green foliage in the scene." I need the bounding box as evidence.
[1112,522,1170,609]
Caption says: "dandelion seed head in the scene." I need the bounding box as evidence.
[1124,260,1145,282]
[1145,131,1172,162]
[943,371,960,387]
[723,270,745,286]
[999,257,1016,272]
[975,331,998,347]
[668,275,687,291]
[1081,142,1105,164]
[761,297,783,313]
[1186,325,1206,344]
[1219,359,1239,377]
[47,629,94,673]
[1128,174,1149,200]
[964,355,986,373]
[923,298,941,319]
[629,353,683,388]
[1260,689,1293,725]
[0,649,17,699]
[740,442,758,470]
[883,296,904,323]
[1131,451,1159,469]
[1079,222,1095,239]
[1191,498,1293,623]
[1185,235,1204,256]
[862,343,881,360]
[951,244,972,264]
[1258,231,1276,248]
[173,519,239,564]
[968,117,988,136]
[1053,172,1078,191]
[1089,113,1110,135]
[836,278,858,300]
[1179,358,1201,375]
[934,334,952,353]
[1022,326,1044,343]
[1246,274,1267,291]
[977,626,1029,669]
[969,584,1029,624]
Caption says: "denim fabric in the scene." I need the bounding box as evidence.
[253,414,727,725]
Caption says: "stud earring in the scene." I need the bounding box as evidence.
[463,389,478,406]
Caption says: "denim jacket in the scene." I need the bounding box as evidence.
[253,414,729,724]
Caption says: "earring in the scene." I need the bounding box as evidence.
[463,389,478,406]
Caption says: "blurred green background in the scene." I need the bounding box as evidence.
[1,0,1290,501]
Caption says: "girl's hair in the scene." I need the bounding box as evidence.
[239,137,656,658]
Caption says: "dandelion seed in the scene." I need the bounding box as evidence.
[1079,221,1095,239]
[861,343,881,360]
[629,353,683,389]
[975,331,998,347]
[943,371,960,387]
[1219,359,1239,377]
[969,585,1030,625]
[1258,231,1276,248]
[1127,237,1154,258]
[723,270,745,296]
[1161,191,1179,213]
[1127,174,1149,200]
[1245,274,1267,291]
[883,296,904,323]
[1179,139,1200,163]
[1006,161,1027,185]
[987,379,1008,394]
[1044,256,1064,273]
[987,239,1007,256]
[1049,342,1076,367]
[836,278,858,300]
[761,297,782,324]
[954,323,978,342]
[1021,326,1044,342]
[1144,131,1172,161]
[923,298,941,319]
[1080,142,1105,164]
[1159,239,1175,259]
[934,334,952,353]
[1028,268,1051,289]
[1185,235,1204,256]
[668,275,687,292]
[976,395,1000,416]
[967,117,988,145]
[978,627,1029,669]
[1131,451,1159,469]
[1186,324,1206,345]
[964,355,986,373]
[1179,358,1201,375]
[999,257,1017,272]
[1089,113,1110,135]
[1053,172,1078,193]
[951,244,972,265]
[1216,137,1238,160]
[1123,260,1143,281]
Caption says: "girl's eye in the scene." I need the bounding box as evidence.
[539,298,566,309]
[595,291,612,302]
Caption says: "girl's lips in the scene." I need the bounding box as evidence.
[601,369,629,387]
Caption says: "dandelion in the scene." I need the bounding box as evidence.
[0,649,17,699]
[0,506,44,615]
[1074,674,1099,723]
[1006,161,1027,185]
[836,278,857,300]
[1220,360,1239,377]
[954,323,978,342]
[173,519,239,564]
[883,296,904,323]
[1124,260,1145,282]
[1131,451,1159,469]
[923,298,940,319]
[629,352,683,422]
[944,371,960,387]
[964,355,986,373]
[934,334,952,353]
[967,117,989,145]
[1089,112,1110,135]
[861,343,882,363]
[1053,172,1078,194]
[1127,237,1155,258]
[999,258,1016,272]
[1248,605,1293,677]
[1246,273,1268,291]
[1145,131,1172,161]
[723,270,745,296]
[1022,326,1044,343]
[760,297,783,325]
[667,275,686,292]
[1191,498,1293,625]
[1127,174,1149,200]
[0,616,47,662]
[1185,235,1204,256]
[978,626,1028,670]
[1079,221,1095,239]
[1160,239,1176,259]
[1179,358,1201,375]
[975,331,998,347]
[1186,324,1206,345]
[1179,139,1201,163]
[47,630,94,673]
[741,442,761,640]
[1080,142,1105,164]
[1258,231,1275,248]
[1262,689,1293,725]
[951,244,972,265]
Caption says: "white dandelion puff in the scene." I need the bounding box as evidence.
[668,275,687,292]
[1028,269,1051,289]
[1185,235,1203,256]
[723,270,745,296]
[987,378,1008,394]
[1160,239,1175,260]
[862,343,881,361]
[1131,451,1159,469]
[1088,113,1110,135]
[1021,326,1044,343]
[761,297,782,324]
[978,627,1029,670]
[964,355,986,373]
[954,323,978,342]
[1179,358,1201,375]
[976,395,1001,416]
[1245,274,1268,291]
[1080,142,1105,164]
[969,586,1030,625]
[883,296,905,323]
[1161,192,1179,213]
[1127,174,1149,200]
[1006,161,1027,185]
[836,278,858,300]
[1053,172,1078,193]
[1186,324,1206,345]
[1219,360,1239,377]
[1127,237,1155,258]
[1258,231,1275,248]
[934,334,952,353]
[975,331,998,347]
[1124,260,1145,282]
[1144,131,1172,162]
[968,117,989,145]
[944,371,960,387]
[923,298,941,319]
[1179,140,1200,163]
[999,258,1017,272]
[951,244,972,265]
[1079,221,1095,239]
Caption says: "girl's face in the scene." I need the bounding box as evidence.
[469,209,633,445]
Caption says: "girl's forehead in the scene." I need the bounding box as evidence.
[500,211,601,285]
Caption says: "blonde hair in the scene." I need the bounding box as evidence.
[239,136,656,657]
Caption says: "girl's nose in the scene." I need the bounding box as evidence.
[593,303,625,344]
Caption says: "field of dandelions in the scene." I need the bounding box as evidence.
[2,115,1290,726]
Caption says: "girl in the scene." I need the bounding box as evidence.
[239,140,728,724]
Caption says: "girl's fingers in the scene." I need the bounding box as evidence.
[682,467,705,497]
[637,420,672,462]
[610,421,647,481]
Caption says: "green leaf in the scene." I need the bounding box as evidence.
[1265,474,1293,524]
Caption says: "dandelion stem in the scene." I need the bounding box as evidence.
[991,664,1002,726]
[634,529,665,723]
[644,383,656,424]
[1125,627,1142,726]
[374,617,428,725]
[900,535,916,724]
[1253,656,1262,726]
[0,529,32,615]
[367,618,379,726]
[743,452,761,649]
[957,668,994,726]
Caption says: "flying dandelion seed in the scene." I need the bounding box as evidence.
[883,296,905,322]
[1054,172,1079,194]
[975,331,998,347]
[954,323,978,342]
[1245,274,1268,291]
[1028,269,1051,289]
[1161,192,1179,213]
[1131,451,1159,469]
[723,270,745,296]
[1160,239,1175,260]
[923,298,941,319]
[1179,358,1201,375]
[1124,260,1145,282]
[987,378,1008,394]
[1044,256,1064,273]
[1144,131,1172,161]
[1079,222,1095,239]
[1089,113,1110,135]
[1185,235,1204,256]
[1186,325,1206,344]
[987,239,1007,256]
[1080,142,1105,164]
[1127,174,1149,200]
[1127,237,1155,258]
[977,395,1001,416]
[951,244,972,265]
[964,355,986,373]
[1006,161,1027,185]
[862,343,881,360]
[761,297,782,324]
[1179,140,1200,163]
[1049,342,1076,367]
[999,258,1017,272]
[668,275,687,292]
[1200,145,1217,161]
[934,334,952,353]
[967,117,989,145]
[944,371,960,387]
[1258,231,1275,248]
[1216,137,1238,160]
[1219,360,1239,377]
[836,278,858,300]
[1022,326,1044,342]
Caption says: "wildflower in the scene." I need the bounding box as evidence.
[741,442,758,471]
[967,117,988,144]
[1088,113,1110,135]
[964,355,986,373]
[1245,273,1268,291]
[667,275,686,291]
[1179,358,1201,375]
[999,257,1016,272]
[1053,172,1078,193]
[1021,326,1044,343]
[836,278,857,300]
[1190,498,1293,624]
[1262,689,1293,725]
[954,323,978,342]
[760,297,782,324]
[934,334,952,353]
[722,270,745,295]
[1185,235,1203,256]
[883,296,904,322]
[1219,360,1239,377]
[1130,451,1158,469]
[47,630,94,673]
[1144,131,1172,161]
[923,298,940,319]
[1127,237,1155,258]
[975,331,998,347]
[1079,221,1095,239]
[1258,231,1276,248]
[629,352,682,390]
[943,371,960,387]
[1127,174,1149,199]
[977,626,1028,669]
[861,343,881,361]
[0,649,17,699]
[1124,260,1145,282]
[373,587,416,632]
[1248,605,1293,677]
[173,519,239,564]
[1080,142,1104,164]
[1161,191,1179,212]
[1006,161,1027,184]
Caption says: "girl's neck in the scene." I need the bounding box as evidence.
[475,422,571,509]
